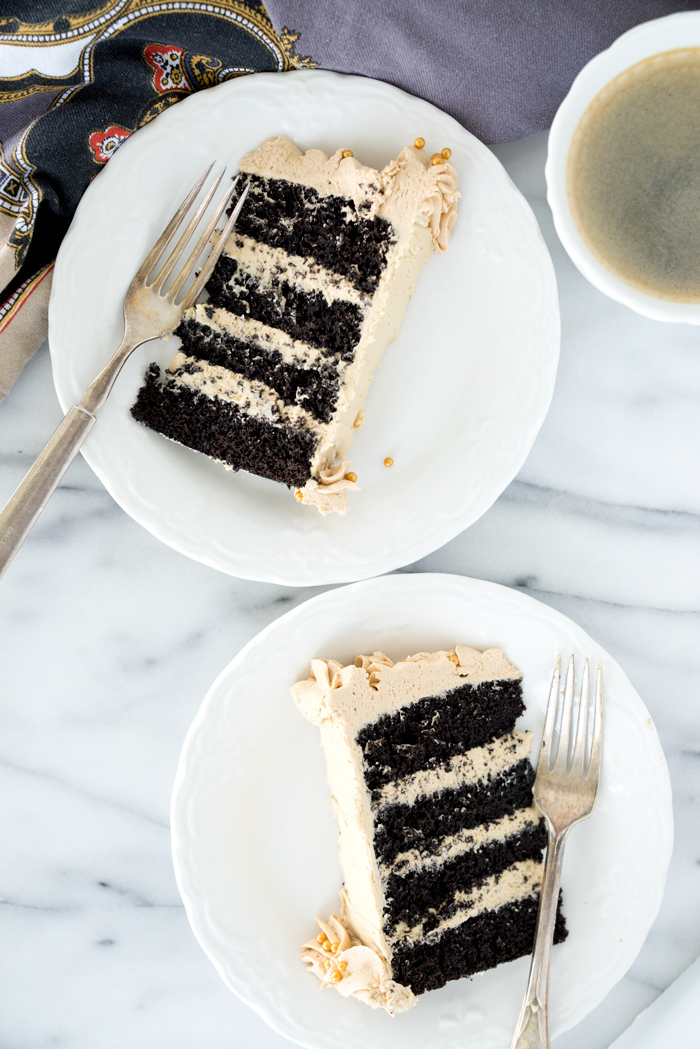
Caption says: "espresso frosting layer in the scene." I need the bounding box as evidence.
[388,858,543,946]
[222,233,369,307]
[374,731,533,809]
[390,805,542,876]
[165,352,321,431]
[185,304,341,372]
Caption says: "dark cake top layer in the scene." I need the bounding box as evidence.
[230,175,395,294]
[358,677,526,790]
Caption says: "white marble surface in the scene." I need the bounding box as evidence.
[1,130,699,1049]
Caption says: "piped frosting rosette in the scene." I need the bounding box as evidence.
[301,897,416,1015]
[298,460,360,515]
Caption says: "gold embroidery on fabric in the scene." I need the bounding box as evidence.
[0,0,129,44]
[279,27,317,69]
[0,0,317,267]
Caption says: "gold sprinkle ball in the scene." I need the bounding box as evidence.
[441,147,452,159]
[338,960,348,972]
[330,942,340,953]
[345,471,357,483]
[431,153,444,166]
[449,652,459,665]
[324,959,332,969]
[414,136,425,150]
[384,457,393,468]
[341,149,353,158]
[316,933,326,944]
[294,490,303,502]
[322,939,332,952]
[331,970,343,982]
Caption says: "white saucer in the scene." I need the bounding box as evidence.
[171,573,672,1048]
[50,70,559,585]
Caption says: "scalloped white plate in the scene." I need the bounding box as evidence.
[171,574,673,1049]
[50,70,559,585]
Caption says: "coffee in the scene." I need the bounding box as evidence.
[567,48,700,303]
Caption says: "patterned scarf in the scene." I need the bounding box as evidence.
[0,0,314,399]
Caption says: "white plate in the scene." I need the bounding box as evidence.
[171,573,673,1049]
[50,70,559,586]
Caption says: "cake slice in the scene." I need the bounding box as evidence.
[292,646,567,1013]
[130,136,459,514]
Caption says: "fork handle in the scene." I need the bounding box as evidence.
[510,826,568,1049]
[0,405,96,579]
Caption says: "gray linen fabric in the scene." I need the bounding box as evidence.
[264,0,700,143]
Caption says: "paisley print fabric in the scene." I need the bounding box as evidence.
[0,0,314,398]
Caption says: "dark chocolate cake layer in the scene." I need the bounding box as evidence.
[382,821,547,934]
[231,175,395,294]
[205,254,364,360]
[130,365,316,487]
[176,315,342,424]
[391,894,568,996]
[358,678,526,792]
[372,757,537,867]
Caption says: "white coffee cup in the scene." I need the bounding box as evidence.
[545,12,700,324]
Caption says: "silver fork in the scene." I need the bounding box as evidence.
[511,655,604,1049]
[0,167,249,580]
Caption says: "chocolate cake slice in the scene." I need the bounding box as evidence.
[130,136,459,514]
[292,646,567,1013]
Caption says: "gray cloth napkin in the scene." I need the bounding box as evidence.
[264,0,700,143]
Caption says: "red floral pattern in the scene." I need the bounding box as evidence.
[144,44,190,94]
[88,126,132,164]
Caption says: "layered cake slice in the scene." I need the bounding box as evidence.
[292,646,567,1013]
[131,136,459,514]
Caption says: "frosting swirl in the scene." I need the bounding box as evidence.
[297,460,360,516]
[301,898,416,1015]
[381,146,460,253]
[355,650,395,689]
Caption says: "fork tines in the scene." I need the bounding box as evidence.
[540,655,603,777]
[134,165,250,310]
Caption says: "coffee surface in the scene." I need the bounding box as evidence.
[567,48,700,302]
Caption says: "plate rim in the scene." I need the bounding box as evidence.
[49,69,560,586]
[170,572,674,1048]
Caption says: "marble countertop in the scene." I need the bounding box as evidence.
[1,130,698,1049]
